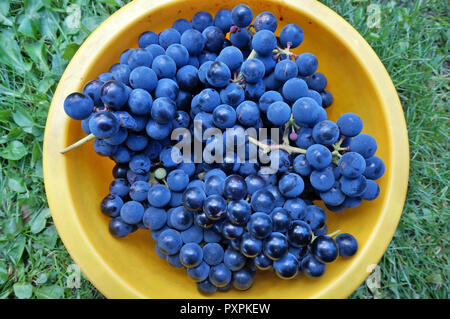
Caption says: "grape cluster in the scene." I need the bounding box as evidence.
[62,4,385,294]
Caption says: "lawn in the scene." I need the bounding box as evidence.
[0,0,448,299]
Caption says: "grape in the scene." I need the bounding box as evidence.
[252,30,277,55]
[279,23,304,48]
[61,4,385,294]
[296,53,318,76]
[231,4,253,28]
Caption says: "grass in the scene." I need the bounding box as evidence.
[0,0,448,299]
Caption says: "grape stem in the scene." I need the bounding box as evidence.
[248,136,306,154]
[332,150,342,158]
[59,133,95,154]
[327,229,341,238]
[272,45,298,60]
[333,136,349,152]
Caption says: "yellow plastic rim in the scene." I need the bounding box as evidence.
[43,0,409,299]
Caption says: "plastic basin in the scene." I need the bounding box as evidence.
[43,0,409,298]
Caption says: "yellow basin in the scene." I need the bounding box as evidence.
[43,0,409,298]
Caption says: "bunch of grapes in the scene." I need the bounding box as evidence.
[61,4,385,294]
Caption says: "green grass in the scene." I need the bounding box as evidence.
[0,0,448,299]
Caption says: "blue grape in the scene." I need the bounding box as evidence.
[338,152,366,178]
[206,61,231,87]
[138,31,158,48]
[244,80,265,100]
[220,83,245,106]
[321,90,334,108]
[166,43,189,68]
[145,44,165,58]
[350,134,378,158]
[336,233,358,257]
[270,208,291,233]
[129,154,151,174]
[360,179,380,200]
[280,23,303,48]
[278,173,304,198]
[250,188,275,213]
[109,217,133,238]
[273,253,299,279]
[311,235,338,263]
[254,11,277,32]
[258,90,283,113]
[169,206,194,231]
[120,200,144,224]
[240,58,265,83]
[152,97,177,124]
[129,66,158,91]
[167,169,189,192]
[216,46,243,71]
[283,198,307,219]
[296,53,318,76]
[300,254,325,277]
[248,212,272,239]
[146,119,172,140]
[282,78,308,102]
[236,100,260,126]
[274,59,298,82]
[89,111,119,138]
[64,93,94,120]
[172,18,192,34]
[306,72,327,91]
[337,113,363,137]
[192,11,213,32]
[306,144,332,170]
[319,182,346,206]
[364,156,385,180]
[148,184,171,208]
[214,9,233,33]
[151,55,177,79]
[129,181,150,202]
[202,26,225,53]
[304,205,327,230]
[231,4,253,27]
[307,89,323,105]
[158,28,181,49]
[128,88,153,115]
[100,194,123,218]
[100,80,129,109]
[312,120,340,145]
[340,175,368,197]
[126,133,148,151]
[203,195,227,220]
[263,232,289,260]
[230,27,251,48]
[83,80,103,106]
[212,104,237,129]
[252,30,277,55]
[110,63,131,85]
[292,97,327,127]
[143,206,167,230]
[255,53,276,75]
[128,48,153,70]
[180,29,205,56]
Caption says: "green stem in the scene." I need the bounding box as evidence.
[59,133,95,154]
[248,136,306,155]
[272,46,294,58]
[327,229,341,238]
[332,150,342,158]
[245,25,255,37]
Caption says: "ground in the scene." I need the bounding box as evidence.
[0,0,448,299]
